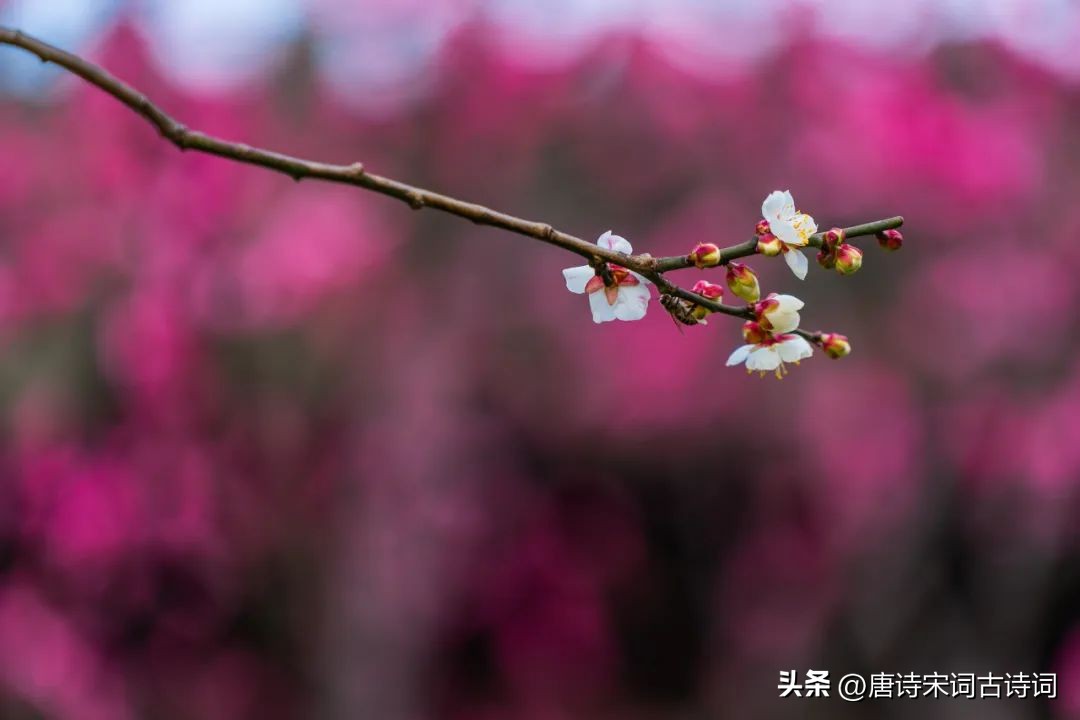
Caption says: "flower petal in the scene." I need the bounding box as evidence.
[762,190,795,222]
[793,212,817,239]
[588,288,618,323]
[777,335,813,363]
[563,265,594,294]
[783,248,809,280]
[726,344,754,367]
[630,271,652,286]
[773,294,805,312]
[612,283,651,321]
[746,346,781,371]
[771,220,803,247]
[585,275,605,294]
[767,312,800,335]
[597,230,633,254]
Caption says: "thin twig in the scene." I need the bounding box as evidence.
[648,216,906,273]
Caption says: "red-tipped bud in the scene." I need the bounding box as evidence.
[834,244,863,275]
[725,262,760,303]
[756,233,783,257]
[755,219,771,236]
[822,227,845,251]
[876,229,903,252]
[816,249,836,269]
[820,333,852,359]
[742,321,768,345]
[690,243,721,269]
[691,279,724,301]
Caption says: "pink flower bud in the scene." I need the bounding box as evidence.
[834,244,863,275]
[690,243,721,269]
[755,219,771,236]
[822,227,844,251]
[876,229,903,252]
[820,333,852,359]
[816,249,836,269]
[756,234,782,257]
[725,261,760,303]
[691,279,724,301]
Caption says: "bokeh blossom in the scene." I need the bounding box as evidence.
[0,2,1077,719]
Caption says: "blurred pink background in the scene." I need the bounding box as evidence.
[2,1,1080,718]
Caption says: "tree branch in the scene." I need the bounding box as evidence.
[0,26,610,262]
[0,27,901,273]
[648,216,906,273]
[0,26,903,353]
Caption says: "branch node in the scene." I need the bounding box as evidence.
[166,123,191,150]
[408,193,425,210]
[348,162,365,177]
[635,253,657,272]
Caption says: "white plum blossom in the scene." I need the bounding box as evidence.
[726,333,814,376]
[762,190,817,280]
[726,320,814,378]
[562,231,652,323]
[754,293,803,334]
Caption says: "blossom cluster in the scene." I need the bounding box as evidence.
[563,191,902,377]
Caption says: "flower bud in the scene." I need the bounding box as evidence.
[753,293,802,334]
[725,262,760,303]
[742,321,768,345]
[834,244,863,275]
[876,229,903,252]
[690,243,721,269]
[691,279,724,301]
[682,281,722,323]
[756,233,782,257]
[822,227,844,251]
[755,219,771,236]
[816,249,836,269]
[820,333,851,359]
